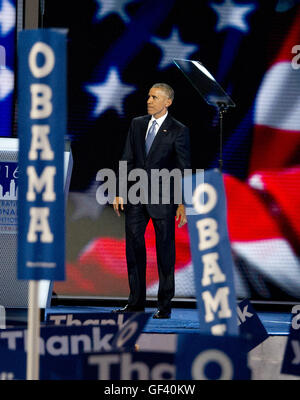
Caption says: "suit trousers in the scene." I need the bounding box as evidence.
[125,204,175,313]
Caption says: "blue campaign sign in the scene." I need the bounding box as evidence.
[280,305,300,377]
[17,29,67,280]
[0,314,150,353]
[0,324,117,354]
[281,327,300,377]
[0,346,84,380]
[183,169,238,336]
[46,311,134,329]
[0,315,150,379]
[237,299,269,352]
[0,348,175,381]
[82,351,175,380]
[0,348,26,380]
[45,312,151,350]
[176,334,251,380]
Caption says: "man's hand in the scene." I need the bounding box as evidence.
[113,196,124,217]
[176,204,187,228]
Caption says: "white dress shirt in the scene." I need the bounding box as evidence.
[145,112,168,140]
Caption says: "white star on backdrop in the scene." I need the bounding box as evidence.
[210,0,256,33]
[0,68,14,100]
[151,27,198,70]
[85,67,136,117]
[69,182,105,221]
[94,0,135,23]
[0,0,15,36]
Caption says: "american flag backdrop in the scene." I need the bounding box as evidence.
[0,0,16,137]
[41,0,300,301]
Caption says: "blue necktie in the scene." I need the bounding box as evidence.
[145,120,157,155]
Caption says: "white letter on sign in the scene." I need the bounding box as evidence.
[26,166,56,201]
[29,42,55,78]
[191,349,233,380]
[121,353,149,380]
[196,218,219,251]
[291,305,300,330]
[27,207,53,243]
[201,252,226,286]
[202,287,232,323]
[237,305,253,325]
[192,183,217,214]
[88,355,120,380]
[29,125,54,160]
[30,84,53,119]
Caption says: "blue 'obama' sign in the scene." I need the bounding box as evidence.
[183,169,238,336]
[17,29,67,281]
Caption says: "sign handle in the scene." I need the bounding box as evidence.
[26,280,40,380]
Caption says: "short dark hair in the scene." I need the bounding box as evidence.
[152,83,174,101]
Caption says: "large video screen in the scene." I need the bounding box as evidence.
[42,0,300,302]
[0,0,16,137]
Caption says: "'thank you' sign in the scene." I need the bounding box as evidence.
[17,29,67,281]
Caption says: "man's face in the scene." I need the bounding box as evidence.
[147,87,172,119]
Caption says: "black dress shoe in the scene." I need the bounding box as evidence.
[153,310,171,319]
[112,304,145,313]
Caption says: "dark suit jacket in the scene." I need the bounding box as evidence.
[118,113,191,218]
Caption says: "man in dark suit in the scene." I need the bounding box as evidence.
[113,83,191,319]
